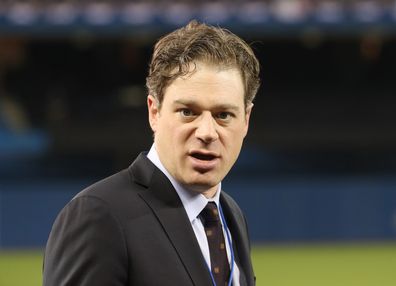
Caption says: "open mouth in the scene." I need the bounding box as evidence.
[190,152,217,161]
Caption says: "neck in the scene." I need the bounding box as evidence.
[189,184,219,199]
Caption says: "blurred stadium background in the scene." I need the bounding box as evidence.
[1,0,396,285]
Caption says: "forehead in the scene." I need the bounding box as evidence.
[163,63,245,108]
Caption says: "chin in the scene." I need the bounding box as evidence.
[187,176,221,190]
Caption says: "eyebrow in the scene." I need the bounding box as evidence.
[173,99,241,112]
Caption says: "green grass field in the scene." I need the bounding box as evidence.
[1,242,395,286]
[252,242,396,286]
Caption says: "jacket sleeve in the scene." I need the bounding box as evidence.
[43,196,128,286]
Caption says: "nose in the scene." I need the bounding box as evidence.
[195,112,219,143]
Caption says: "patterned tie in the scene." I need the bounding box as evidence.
[200,202,230,286]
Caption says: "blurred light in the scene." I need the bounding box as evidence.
[271,0,308,23]
[121,3,155,25]
[315,1,344,23]
[0,1,395,37]
[237,2,270,24]
[7,3,38,25]
[391,1,396,20]
[45,3,78,25]
[200,2,231,24]
[85,3,115,25]
[353,0,383,23]
[162,3,193,25]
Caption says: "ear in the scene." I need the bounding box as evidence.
[243,102,253,137]
[147,95,159,132]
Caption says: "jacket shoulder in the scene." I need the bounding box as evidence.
[76,168,137,200]
[70,158,151,221]
[74,152,154,208]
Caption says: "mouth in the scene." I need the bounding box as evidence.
[188,150,220,172]
[190,152,217,161]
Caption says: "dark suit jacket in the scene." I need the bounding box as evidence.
[43,153,255,286]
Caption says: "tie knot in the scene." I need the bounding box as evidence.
[200,202,220,226]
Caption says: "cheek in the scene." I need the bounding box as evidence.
[176,124,195,141]
[223,129,245,154]
[160,123,190,147]
[224,126,245,143]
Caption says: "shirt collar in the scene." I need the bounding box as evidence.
[146,144,221,222]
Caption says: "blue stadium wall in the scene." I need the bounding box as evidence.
[1,171,395,248]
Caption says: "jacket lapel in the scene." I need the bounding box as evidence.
[220,193,255,286]
[129,154,212,286]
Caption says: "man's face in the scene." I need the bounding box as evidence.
[148,62,252,198]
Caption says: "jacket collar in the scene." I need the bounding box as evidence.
[220,193,254,286]
[129,153,213,286]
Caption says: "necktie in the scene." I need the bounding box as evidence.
[200,202,230,286]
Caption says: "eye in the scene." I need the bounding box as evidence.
[216,112,233,121]
[180,109,194,117]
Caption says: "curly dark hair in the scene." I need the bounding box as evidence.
[146,20,260,109]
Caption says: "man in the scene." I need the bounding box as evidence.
[43,20,260,286]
